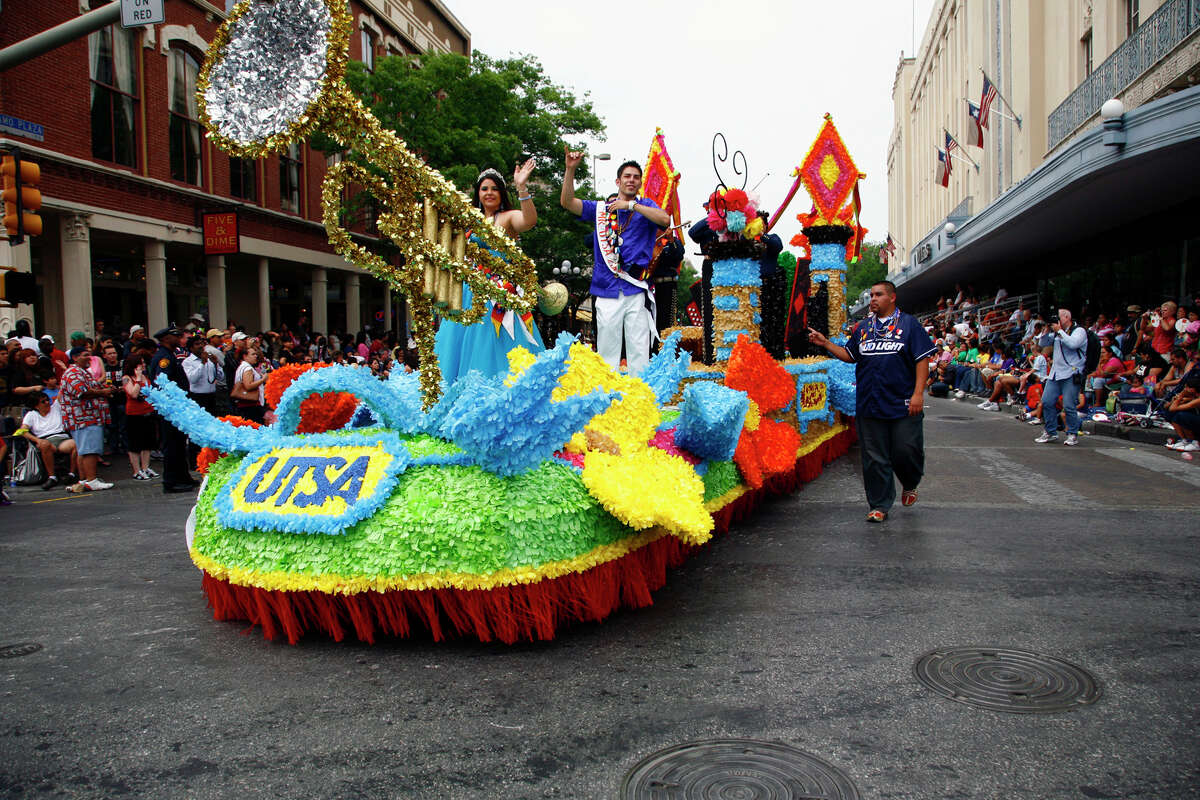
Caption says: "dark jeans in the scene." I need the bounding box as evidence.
[857,413,925,513]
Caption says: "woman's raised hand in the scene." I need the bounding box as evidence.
[513,158,534,190]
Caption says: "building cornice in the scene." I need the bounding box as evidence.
[0,137,381,271]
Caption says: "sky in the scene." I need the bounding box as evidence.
[449,0,938,252]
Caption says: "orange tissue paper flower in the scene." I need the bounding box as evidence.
[263,362,358,433]
[725,335,796,413]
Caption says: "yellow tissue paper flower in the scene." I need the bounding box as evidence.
[510,342,660,455]
[743,216,765,239]
[582,448,713,546]
[744,399,761,432]
[504,346,538,386]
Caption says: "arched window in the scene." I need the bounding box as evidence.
[168,46,203,185]
[89,22,139,167]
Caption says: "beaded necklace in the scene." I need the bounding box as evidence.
[606,201,634,264]
[866,307,901,342]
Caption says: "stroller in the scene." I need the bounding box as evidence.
[1111,390,1168,429]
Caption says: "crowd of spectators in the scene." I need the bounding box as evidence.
[1,315,419,504]
[923,290,1200,450]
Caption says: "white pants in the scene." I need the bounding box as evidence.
[595,291,651,374]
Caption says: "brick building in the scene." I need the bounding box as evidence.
[0,0,470,341]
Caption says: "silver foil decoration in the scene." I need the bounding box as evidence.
[204,0,331,146]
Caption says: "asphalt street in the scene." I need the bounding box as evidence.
[1,396,1198,799]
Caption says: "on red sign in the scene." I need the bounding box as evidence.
[203,212,239,255]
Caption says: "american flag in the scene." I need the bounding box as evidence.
[967,101,984,146]
[935,150,949,187]
[943,131,956,177]
[979,73,999,128]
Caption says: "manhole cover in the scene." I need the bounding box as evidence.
[620,738,860,799]
[934,415,973,421]
[0,642,43,659]
[914,646,1101,713]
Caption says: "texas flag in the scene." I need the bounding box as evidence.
[935,149,949,187]
[966,101,984,146]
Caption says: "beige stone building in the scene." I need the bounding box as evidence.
[886,0,1200,310]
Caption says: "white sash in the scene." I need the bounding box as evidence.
[594,202,659,343]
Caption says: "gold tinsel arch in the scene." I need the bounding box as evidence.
[197,0,537,406]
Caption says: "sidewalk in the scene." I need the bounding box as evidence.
[5,461,198,502]
[946,394,1174,445]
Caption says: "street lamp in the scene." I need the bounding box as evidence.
[591,153,610,192]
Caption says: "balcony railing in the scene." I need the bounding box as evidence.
[1048,0,1200,149]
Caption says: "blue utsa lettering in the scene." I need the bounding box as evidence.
[241,455,372,508]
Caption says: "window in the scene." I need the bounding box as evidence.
[1081,30,1093,77]
[280,142,301,213]
[230,157,257,201]
[1126,0,1140,36]
[168,47,203,185]
[360,28,376,71]
[89,23,138,167]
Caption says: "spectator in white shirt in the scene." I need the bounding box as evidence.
[19,391,78,488]
[182,334,223,415]
[953,314,974,341]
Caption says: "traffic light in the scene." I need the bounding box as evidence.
[0,267,37,306]
[2,151,43,244]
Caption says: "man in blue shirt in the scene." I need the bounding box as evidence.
[808,281,936,522]
[560,147,670,374]
[1035,308,1088,446]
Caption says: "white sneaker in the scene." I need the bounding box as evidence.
[1064,434,1078,446]
[954,390,966,400]
[143,467,160,478]
[1180,440,1199,452]
[984,401,1001,411]
[1027,417,1042,425]
[1035,432,1057,443]
[134,470,151,481]
[84,478,114,491]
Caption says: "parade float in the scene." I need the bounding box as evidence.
[146,0,863,644]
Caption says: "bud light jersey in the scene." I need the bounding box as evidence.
[846,310,936,419]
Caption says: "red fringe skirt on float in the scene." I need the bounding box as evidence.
[200,424,856,645]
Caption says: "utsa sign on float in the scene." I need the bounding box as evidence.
[220,444,398,534]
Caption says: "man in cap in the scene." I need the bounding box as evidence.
[224,331,248,404]
[123,324,148,358]
[149,326,197,493]
[204,329,230,412]
[40,334,69,379]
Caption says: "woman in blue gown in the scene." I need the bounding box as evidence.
[435,160,546,383]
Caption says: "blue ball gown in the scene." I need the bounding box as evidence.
[434,258,546,384]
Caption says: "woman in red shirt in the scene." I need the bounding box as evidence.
[1151,301,1178,354]
[122,355,159,480]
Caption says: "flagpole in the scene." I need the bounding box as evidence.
[961,96,1019,127]
[944,129,981,171]
[980,68,1023,129]
[948,152,979,171]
